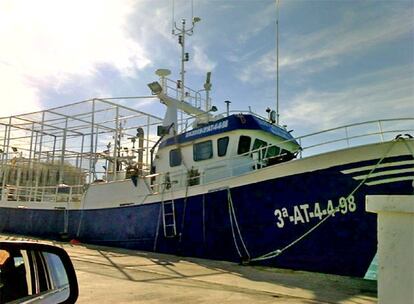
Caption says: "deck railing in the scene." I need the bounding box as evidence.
[1,184,83,204]
[292,118,414,158]
[1,117,412,202]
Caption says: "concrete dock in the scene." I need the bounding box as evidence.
[1,234,377,303]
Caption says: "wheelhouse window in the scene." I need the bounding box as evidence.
[252,139,267,151]
[266,145,281,158]
[252,138,268,158]
[237,136,251,155]
[169,148,182,167]
[194,140,213,161]
[217,137,229,157]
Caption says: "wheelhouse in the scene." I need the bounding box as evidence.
[152,113,301,188]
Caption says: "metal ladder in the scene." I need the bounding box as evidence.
[162,200,177,238]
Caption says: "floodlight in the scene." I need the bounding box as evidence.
[193,17,201,23]
[147,81,163,95]
[210,106,217,112]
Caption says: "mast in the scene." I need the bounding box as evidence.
[172,17,201,102]
[148,2,212,135]
[179,19,186,102]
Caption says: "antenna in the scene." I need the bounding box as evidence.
[171,0,175,34]
[276,0,280,125]
[172,1,201,102]
[204,72,212,111]
[191,0,194,21]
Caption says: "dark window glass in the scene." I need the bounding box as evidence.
[266,145,281,158]
[253,139,268,158]
[252,139,267,151]
[194,140,213,161]
[237,136,251,155]
[217,137,229,157]
[169,148,182,167]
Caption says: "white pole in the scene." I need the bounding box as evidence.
[276,0,280,125]
[180,19,186,102]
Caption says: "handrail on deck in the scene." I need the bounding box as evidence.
[289,117,414,157]
[1,184,84,204]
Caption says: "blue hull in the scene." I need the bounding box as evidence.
[1,155,413,277]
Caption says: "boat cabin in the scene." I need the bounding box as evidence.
[152,113,301,189]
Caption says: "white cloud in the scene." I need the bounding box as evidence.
[238,2,276,43]
[237,1,295,43]
[0,0,150,77]
[282,66,414,131]
[0,65,41,117]
[238,6,414,83]
[238,50,276,83]
[0,0,151,116]
[281,8,413,71]
[190,45,217,73]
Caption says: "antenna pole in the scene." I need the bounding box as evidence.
[172,0,175,34]
[180,19,186,102]
[173,14,200,102]
[276,0,280,125]
[171,1,200,104]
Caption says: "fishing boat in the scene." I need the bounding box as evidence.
[0,17,413,278]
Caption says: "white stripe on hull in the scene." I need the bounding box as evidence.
[366,176,414,186]
[353,168,414,180]
[341,160,414,174]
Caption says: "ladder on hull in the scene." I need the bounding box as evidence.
[162,200,177,238]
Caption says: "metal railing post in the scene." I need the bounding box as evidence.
[89,99,95,183]
[113,106,119,181]
[378,121,385,142]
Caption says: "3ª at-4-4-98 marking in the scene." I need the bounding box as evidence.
[273,195,356,228]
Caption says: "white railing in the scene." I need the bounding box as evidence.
[292,118,414,158]
[2,117,412,201]
[144,148,284,193]
[164,78,209,110]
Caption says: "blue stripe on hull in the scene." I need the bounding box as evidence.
[1,155,412,277]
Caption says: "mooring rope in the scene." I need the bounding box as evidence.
[227,188,251,260]
[178,177,190,243]
[249,139,400,262]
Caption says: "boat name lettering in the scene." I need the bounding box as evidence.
[273,195,356,229]
[185,120,229,138]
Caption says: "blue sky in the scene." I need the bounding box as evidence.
[0,0,413,136]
